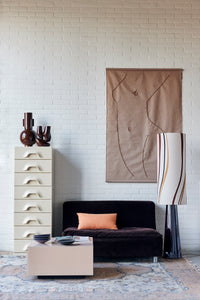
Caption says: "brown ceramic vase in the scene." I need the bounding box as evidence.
[36,126,51,146]
[20,112,36,146]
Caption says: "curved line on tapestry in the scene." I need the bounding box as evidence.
[111,72,135,177]
[142,136,149,178]
[142,133,158,178]
[146,74,171,132]
[112,72,127,105]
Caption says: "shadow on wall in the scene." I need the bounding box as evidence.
[52,149,82,236]
[155,204,165,239]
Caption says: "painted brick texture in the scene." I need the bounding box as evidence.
[0,0,200,252]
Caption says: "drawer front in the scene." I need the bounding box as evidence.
[14,240,33,252]
[14,173,52,186]
[14,226,51,240]
[15,147,52,160]
[15,213,52,226]
[14,186,52,199]
[15,200,52,213]
[15,160,52,173]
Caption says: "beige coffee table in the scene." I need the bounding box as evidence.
[27,237,93,276]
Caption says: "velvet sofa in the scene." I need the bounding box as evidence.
[62,201,162,260]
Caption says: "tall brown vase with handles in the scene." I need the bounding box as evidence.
[20,112,36,146]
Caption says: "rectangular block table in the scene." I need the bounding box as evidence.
[27,237,93,276]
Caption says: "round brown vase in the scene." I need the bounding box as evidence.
[20,112,36,146]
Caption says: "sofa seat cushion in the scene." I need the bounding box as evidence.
[63,227,161,239]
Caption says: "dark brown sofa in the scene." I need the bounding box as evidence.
[62,201,162,260]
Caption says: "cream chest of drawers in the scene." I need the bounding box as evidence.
[14,147,52,253]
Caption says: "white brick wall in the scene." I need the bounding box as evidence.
[0,0,200,252]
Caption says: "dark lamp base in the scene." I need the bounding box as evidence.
[163,205,182,259]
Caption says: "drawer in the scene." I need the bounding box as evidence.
[15,160,52,173]
[14,240,33,252]
[14,226,51,240]
[14,213,52,226]
[15,147,52,160]
[15,200,52,213]
[15,173,52,186]
[14,186,52,199]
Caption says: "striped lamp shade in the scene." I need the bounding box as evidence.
[157,133,187,205]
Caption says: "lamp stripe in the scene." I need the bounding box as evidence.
[158,133,169,204]
[158,133,165,199]
[158,133,165,204]
[172,134,184,205]
[179,174,186,205]
[157,132,187,205]
[157,134,161,195]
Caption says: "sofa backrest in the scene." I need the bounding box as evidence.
[63,201,156,230]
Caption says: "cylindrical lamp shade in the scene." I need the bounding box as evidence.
[157,133,187,205]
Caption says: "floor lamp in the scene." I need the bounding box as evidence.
[157,133,187,259]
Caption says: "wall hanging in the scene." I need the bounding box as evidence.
[106,68,183,182]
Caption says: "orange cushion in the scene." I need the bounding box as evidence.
[77,213,118,230]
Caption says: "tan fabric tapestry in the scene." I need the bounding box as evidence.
[106,68,182,182]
